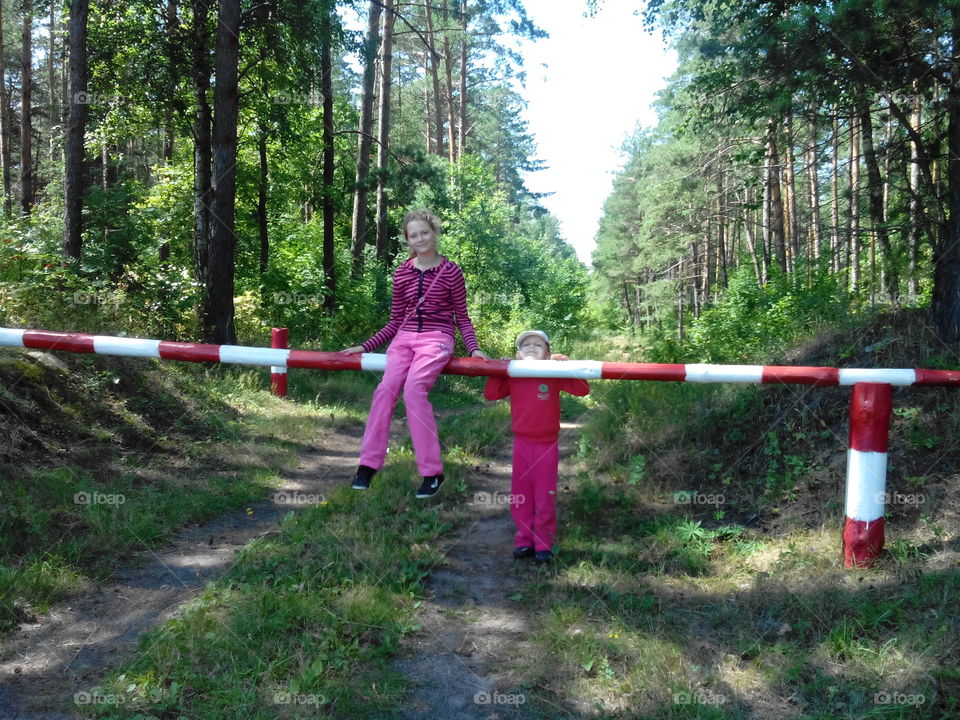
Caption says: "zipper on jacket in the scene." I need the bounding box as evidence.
[416,269,426,332]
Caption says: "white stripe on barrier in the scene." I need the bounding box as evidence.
[219,346,290,367]
[839,368,916,386]
[507,359,604,379]
[0,328,25,347]
[685,364,764,383]
[270,366,286,374]
[844,448,887,520]
[360,354,388,372]
[93,336,161,358]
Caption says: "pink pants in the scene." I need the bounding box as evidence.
[511,435,559,552]
[359,330,453,476]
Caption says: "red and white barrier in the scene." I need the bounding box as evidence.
[843,383,893,567]
[270,327,288,397]
[2,325,957,567]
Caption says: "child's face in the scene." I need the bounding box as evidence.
[405,219,438,256]
[516,336,550,360]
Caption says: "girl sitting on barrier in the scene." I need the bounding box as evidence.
[341,209,488,498]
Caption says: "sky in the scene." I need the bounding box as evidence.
[515,1,677,265]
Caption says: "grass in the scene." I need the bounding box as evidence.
[7,310,960,718]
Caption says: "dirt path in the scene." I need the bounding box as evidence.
[0,425,360,720]
[394,423,582,720]
[0,419,583,720]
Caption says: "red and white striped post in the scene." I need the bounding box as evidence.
[843,382,894,568]
[270,327,288,397]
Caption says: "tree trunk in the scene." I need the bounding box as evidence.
[907,93,921,303]
[257,121,268,272]
[848,112,861,294]
[424,0,444,156]
[320,0,336,311]
[783,108,799,274]
[47,0,55,165]
[192,0,213,288]
[350,0,381,276]
[374,0,395,262]
[441,0,455,162]
[932,6,960,344]
[0,0,9,215]
[831,106,841,273]
[163,0,177,161]
[857,99,896,303]
[764,119,786,272]
[457,0,467,156]
[204,0,240,344]
[806,111,823,262]
[20,0,33,215]
[62,0,88,261]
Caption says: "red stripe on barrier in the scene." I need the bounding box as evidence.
[762,365,840,386]
[447,357,510,377]
[600,362,686,381]
[849,382,893,452]
[158,341,222,363]
[843,516,885,568]
[915,368,960,385]
[23,330,95,353]
[287,350,362,370]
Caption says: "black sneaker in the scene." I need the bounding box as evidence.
[415,473,444,498]
[351,465,377,490]
[512,546,535,560]
[535,550,554,565]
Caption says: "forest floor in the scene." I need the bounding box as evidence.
[0,412,570,720]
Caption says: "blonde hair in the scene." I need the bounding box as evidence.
[403,209,442,257]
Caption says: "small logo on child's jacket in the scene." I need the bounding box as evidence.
[538,383,550,400]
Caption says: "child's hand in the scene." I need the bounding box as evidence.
[341,346,364,354]
[551,353,570,361]
[471,349,490,360]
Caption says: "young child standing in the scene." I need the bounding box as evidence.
[342,209,488,498]
[483,330,589,564]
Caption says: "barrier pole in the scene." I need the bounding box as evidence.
[270,327,288,397]
[843,382,893,567]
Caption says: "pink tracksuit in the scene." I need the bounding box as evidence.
[358,257,479,477]
[484,375,590,551]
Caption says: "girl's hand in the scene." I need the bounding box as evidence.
[551,353,570,361]
[471,349,490,360]
[341,346,364,354]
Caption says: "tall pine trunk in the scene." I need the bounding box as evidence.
[62,0,88,261]
[857,99,896,303]
[320,0,336,311]
[204,0,240,344]
[374,0,395,262]
[350,0,381,276]
[192,0,212,288]
[20,0,33,215]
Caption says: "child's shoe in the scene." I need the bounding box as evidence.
[351,465,377,490]
[512,546,535,560]
[415,473,444,498]
[535,550,554,565]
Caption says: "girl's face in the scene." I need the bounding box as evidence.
[516,335,550,360]
[406,220,438,256]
